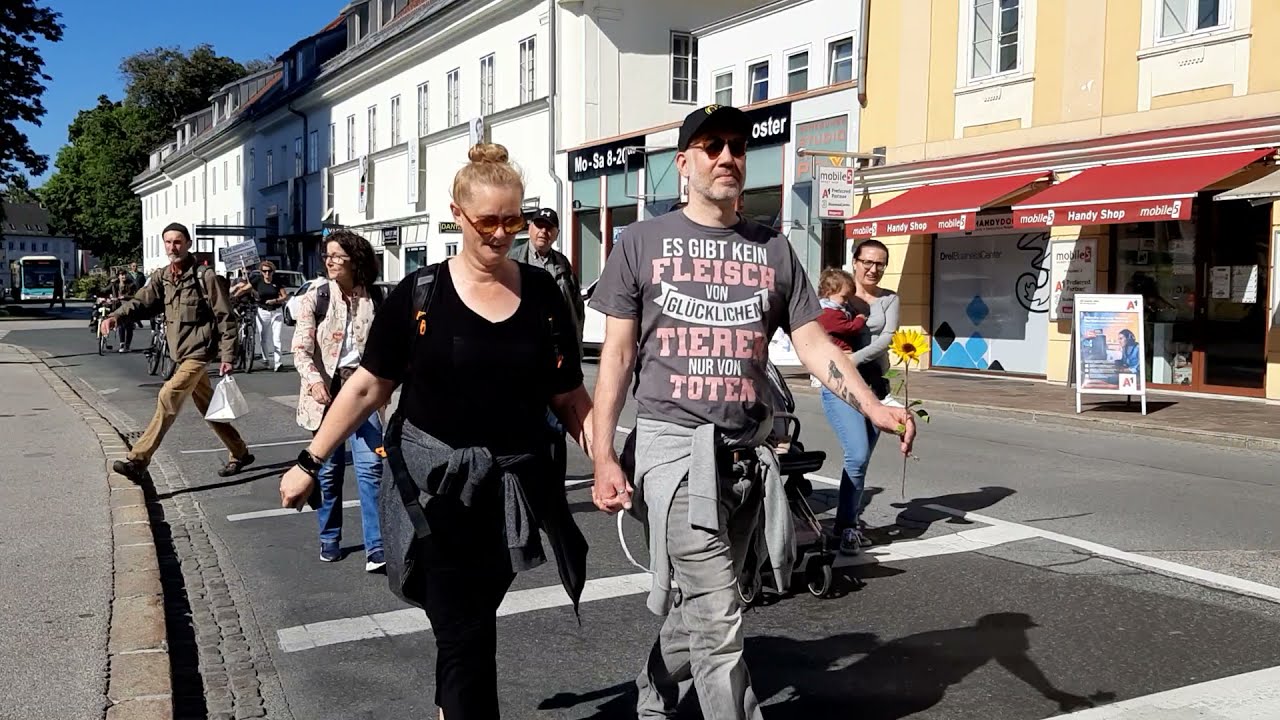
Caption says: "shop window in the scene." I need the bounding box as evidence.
[1115,221,1196,386]
[747,61,769,103]
[932,230,1051,375]
[1159,0,1228,40]
[670,32,698,103]
[787,51,809,94]
[714,72,733,106]
[740,187,783,232]
[404,247,428,274]
[576,210,603,288]
[969,0,1020,81]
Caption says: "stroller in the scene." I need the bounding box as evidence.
[736,361,835,604]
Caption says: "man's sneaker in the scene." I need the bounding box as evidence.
[112,459,147,483]
[365,550,386,573]
[838,528,863,556]
[320,542,341,563]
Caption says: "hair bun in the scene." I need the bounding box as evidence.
[468,143,510,164]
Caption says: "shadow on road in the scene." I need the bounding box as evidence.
[154,460,295,500]
[866,486,1016,545]
[541,613,1115,718]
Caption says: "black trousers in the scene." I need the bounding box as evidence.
[417,494,516,718]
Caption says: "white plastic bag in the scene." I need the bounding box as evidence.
[205,375,249,423]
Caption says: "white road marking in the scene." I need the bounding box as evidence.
[100,387,119,395]
[278,572,653,652]
[924,504,1280,605]
[1056,664,1280,718]
[275,516,1042,653]
[805,472,1280,603]
[227,500,360,522]
[181,438,312,455]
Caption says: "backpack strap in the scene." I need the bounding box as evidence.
[312,282,331,326]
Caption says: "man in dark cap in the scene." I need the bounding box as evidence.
[588,105,917,718]
[508,207,583,341]
[100,222,255,481]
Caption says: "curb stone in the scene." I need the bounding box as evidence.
[39,356,293,720]
[12,346,174,719]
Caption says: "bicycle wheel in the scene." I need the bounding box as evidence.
[147,338,161,375]
[98,332,106,356]
[242,321,256,374]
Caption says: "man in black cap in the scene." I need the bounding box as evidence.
[508,206,583,341]
[588,104,916,718]
[100,222,255,482]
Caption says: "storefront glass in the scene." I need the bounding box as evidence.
[932,229,1051,375]
[576,210,602,288]
[741,187,783,231]
[1114,220,1197,386]
[404,247,428,274]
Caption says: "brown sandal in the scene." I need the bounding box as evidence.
[218,453,256,477]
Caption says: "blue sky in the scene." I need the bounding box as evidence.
[21,0,341,187]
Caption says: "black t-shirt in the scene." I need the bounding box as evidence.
[361,261,584,455]
[252,276,281,305]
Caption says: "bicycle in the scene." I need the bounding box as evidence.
[144,315,175,380]
[92,298,117,355]
[234,299,257,374]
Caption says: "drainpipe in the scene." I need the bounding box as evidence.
[289,102,310,273]
[858,0,871,108]
[547,0,564,215]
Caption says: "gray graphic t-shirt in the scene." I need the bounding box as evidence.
[590,211,821,441]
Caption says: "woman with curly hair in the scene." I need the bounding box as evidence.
[290,229,388,571]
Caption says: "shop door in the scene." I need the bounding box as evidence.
[1115,199,1270,396]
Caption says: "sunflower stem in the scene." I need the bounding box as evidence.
[901,362,910,499]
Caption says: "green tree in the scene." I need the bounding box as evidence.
[41,97,149,262]
[2,174,41,204]
[0,0,64,217]
[120,44,249,151]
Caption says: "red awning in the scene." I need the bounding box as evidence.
[845,172,1050,239]
[1011,149,1275,228]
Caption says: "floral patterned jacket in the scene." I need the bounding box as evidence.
[291,280,377,431]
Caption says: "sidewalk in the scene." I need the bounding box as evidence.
[790,369,1280,452]
[0,344,173,720]
[0,344,112,718]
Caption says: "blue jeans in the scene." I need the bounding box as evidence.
[316,411,384,555]
[820,387,881,530]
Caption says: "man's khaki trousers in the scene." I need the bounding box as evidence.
[129,359,249,466]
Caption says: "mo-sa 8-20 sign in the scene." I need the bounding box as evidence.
[568,134,646,182]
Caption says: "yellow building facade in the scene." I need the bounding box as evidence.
[849,0,1280,400]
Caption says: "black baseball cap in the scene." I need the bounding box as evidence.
[678,104,751,152]
[532,208,559,228]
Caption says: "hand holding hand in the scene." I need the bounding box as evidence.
[592,458,633,514]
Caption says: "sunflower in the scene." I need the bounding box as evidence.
[890,328,929,365]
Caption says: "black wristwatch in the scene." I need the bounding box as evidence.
[296,449,324,478]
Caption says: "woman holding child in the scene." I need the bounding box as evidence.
[817,240,900,554]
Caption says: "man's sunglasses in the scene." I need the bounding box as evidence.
[690,137,748,158]
[460,209,527,236]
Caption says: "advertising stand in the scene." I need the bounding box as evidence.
[1073,293,1147,415]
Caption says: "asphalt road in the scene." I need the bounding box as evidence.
[9,317,1280,719]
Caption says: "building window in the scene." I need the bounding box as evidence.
[479,54,495,116]
[42,242,48,252]
[223,160,229,190]
[713,72,733,105]
[1159,0,1228,39]
[970,0,1020,80]
[250,207,256,226]
[447,69,460,126]
[787,51,809,94]
[828,37,854,84]
[390,95,402,145]
[295,137,303,177]
[308,129,319,173]
[417,82,429,135]
[445,242,459,257]
[249,149,255,182]
[367,105,378,154]
[747,61,769,103]
[670,32,698,103]
[329,123,336,165]
[519,36,536,103]
[235,155,241,186]
[266,150,274,186]
[236,211,241,226]
[212,167,218,195]
[347,114,356,160]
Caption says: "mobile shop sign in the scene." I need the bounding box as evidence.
[1049,237,1097,320]
[846,212,973,239]
[568,133,646,182]
[1073,293,1147,414]
[1014,198,1189,228]
[817,164,856,219]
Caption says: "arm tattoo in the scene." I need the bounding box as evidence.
[826,360,863,412]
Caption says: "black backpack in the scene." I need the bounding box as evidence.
[310,281,386,325]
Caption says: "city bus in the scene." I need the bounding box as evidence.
[10,255,63,303]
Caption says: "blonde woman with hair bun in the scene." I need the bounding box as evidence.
[279,142,595,717]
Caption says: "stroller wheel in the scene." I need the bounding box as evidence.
[805,558,833,598]
[737,566,763,606]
